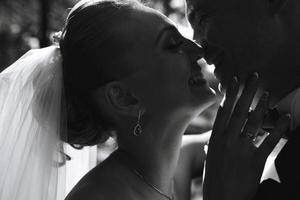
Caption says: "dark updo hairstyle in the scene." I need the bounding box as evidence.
[59,0,142,149]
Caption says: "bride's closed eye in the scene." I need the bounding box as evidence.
[156,25,185,54]
[164,34,184,53]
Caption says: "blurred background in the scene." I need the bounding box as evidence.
[0,0,223,199]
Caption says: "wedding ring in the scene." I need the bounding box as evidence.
[245,132,257,142]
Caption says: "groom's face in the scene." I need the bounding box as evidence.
[186,0,291,99]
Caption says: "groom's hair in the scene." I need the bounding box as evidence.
[59,0,143,149]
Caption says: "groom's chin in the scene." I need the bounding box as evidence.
[213,68,229,90]
[215,73,230,93]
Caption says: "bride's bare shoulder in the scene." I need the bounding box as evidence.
[65,154,140,200]
[65,182,110,200]
[65,159,121,200]
[64,173,111,199]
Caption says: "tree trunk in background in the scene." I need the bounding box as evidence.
[39,0,50,47]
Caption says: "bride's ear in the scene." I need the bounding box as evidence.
[268,0,288,15]
[104,82,141,116]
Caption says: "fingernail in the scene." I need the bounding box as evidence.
[247,72,259,83]
[253,72,259,78]
[251,72,259,80]
[285,113,291,119]
[280,114,291,124]
[231,76,238,89]
[261,91,269,101]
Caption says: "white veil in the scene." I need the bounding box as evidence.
[0,46,66,200]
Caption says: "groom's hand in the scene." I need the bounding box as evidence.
[203,73,291,200]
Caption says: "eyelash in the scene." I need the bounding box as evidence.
[168,41,183,49]
[166,37,184,52]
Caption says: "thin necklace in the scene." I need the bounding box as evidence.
[115,150,174,200]
[130,167,174,200]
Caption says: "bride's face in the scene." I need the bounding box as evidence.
[114,7,216,118]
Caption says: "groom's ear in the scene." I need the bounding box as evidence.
[268,0,289,15]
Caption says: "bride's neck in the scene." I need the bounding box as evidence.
[117,115,190,195]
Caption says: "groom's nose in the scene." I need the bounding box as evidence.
[202,41,225,65]
[183,39,205,61]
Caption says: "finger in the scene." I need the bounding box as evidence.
[242,91,269,140]
[258,114,291,159]
[227,72,259,137]
[283,122,300,139]
[213,76,239,133]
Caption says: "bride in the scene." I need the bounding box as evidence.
[0,0,290,200]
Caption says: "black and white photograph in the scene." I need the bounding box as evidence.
[0,0,299,199]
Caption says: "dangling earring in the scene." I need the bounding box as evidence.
[133,110,143,136]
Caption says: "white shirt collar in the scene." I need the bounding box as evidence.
[261,87,300,183]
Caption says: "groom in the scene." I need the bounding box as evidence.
[185,0,300,199]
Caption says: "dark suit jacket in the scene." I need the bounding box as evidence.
[254,127,300,200]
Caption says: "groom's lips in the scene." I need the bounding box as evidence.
[205,50,225,66]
